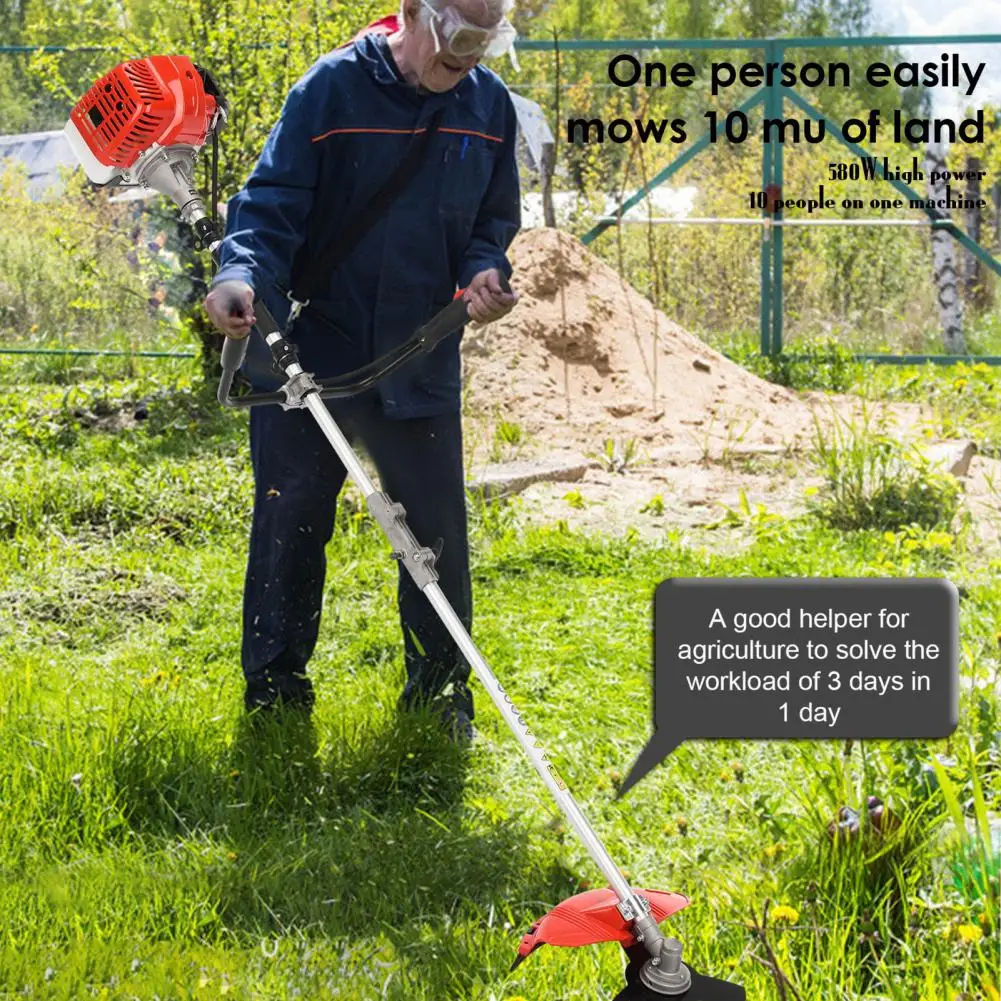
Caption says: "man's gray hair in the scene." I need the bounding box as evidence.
[403,0,514,24]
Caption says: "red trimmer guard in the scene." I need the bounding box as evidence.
[511,888,690,970]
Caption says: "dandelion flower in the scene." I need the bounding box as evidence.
[771,905,799,923]
[956,923,983,944]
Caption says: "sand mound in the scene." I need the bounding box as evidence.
[461,228,813,452]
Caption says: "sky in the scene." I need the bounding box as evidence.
[872,0,1001,113]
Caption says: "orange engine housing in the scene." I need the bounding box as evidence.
[69,55,218,171]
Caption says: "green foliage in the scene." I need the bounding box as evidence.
[866,361,1001,459]
[0,451,252,543]
[466,490,523,545]
[0,166,166,347]
[719,330,862,391]
[0,54,54,131]
[810,409,962,532]
[494,418,524,446]
[934,755,1001,908]
[590,436,639,473]
[593,126,943,349]
[639,492,664,515]
[488,418,529,462]
[707,487,785,540]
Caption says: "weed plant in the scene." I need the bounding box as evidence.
[809,408,962,532]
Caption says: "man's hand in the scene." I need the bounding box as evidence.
[204,279,256,339]
[463,268,518,325]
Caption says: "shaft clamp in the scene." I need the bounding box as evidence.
[366,492,440,589]
[618,894,652,923]
[278,371,319,411]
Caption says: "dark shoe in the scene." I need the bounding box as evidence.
[397,679,475,745]
[439,705,475,747]
[244,673,315,715]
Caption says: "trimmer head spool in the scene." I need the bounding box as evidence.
[615,942,748,999]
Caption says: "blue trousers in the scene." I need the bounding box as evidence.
[241,392,474,717]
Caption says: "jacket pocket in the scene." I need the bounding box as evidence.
[413,295,463,393]
[438,133,497,225]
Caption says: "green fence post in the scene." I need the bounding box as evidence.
[759,41,775,357]
[770,41,785,357]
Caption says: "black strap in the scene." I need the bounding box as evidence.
[289,106,445,305]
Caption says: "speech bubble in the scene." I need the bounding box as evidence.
[619,578,959,797]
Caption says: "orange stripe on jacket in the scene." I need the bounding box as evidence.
[311,126,504,144]
[439,127,504,144]
[312,126,430,143]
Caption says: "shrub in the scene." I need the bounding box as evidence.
[718,331,862,392]
[0,167,163,347]
[810,410,962,531]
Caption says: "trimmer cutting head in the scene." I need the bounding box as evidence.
[512,887,689,967]
[512,888,746,999]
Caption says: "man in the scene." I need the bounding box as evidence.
[204,0,521,735]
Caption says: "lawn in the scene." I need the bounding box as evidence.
[0,356,998,1001]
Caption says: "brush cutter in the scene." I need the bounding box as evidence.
[65,55,744,1000]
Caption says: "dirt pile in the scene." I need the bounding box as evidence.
[461,227,814,452]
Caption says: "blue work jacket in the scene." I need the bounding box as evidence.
[212,31,521,418]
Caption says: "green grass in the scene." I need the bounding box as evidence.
[0,364,998,1001]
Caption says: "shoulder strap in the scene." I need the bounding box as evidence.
[289,106,445,305]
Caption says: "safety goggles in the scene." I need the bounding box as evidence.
[418,0,517,61]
